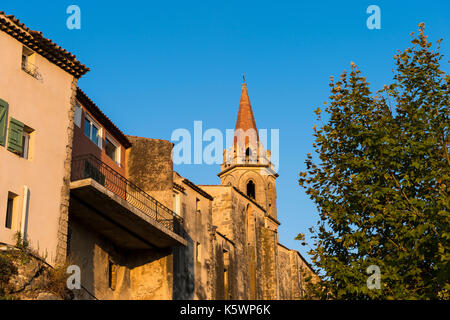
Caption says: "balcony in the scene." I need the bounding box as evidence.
[21,60,42,81]
[69,155,186,249]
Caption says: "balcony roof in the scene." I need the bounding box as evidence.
[70,178,187,249]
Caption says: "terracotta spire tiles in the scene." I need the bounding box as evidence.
[234,82,259,144]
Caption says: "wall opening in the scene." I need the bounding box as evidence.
[223,249,230,300]
[21,125,34,160]
[246,180,255,200]
[21,46,41,80]
[196,242,202,263]
[173,192,181,216]
[108,259,117,291]
[245,147,252,162]
[268,183,274,217]
[5,192,18,230]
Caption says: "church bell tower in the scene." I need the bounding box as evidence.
[218,80,278,219]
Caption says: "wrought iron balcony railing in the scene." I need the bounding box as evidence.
[71,154,183,236]
[21,61,42,81]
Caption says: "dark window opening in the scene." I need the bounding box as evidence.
[223,250,230,300]
[105,138,118,162]
[196,242,202,262]
[5,194,15,229]
[108,260,117,290]
[21,46,41,80]
[247,180,255,200]
[84,117,90,137]
[245,147,252,162]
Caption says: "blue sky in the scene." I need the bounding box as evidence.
[3,1,449,263]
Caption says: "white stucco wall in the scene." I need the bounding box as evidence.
[0,30,75,264]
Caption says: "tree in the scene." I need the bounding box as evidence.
[299,23,449,299]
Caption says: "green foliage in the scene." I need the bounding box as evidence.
[299,24,450,300]
[0,253,18,299]
[14,232,31,264]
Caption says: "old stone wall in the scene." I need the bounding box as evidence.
[128,249,173,300]
[276,244,292,299]
[201,185,276,300]
[126,136,174,209]
[289,251,304,300]
[202,186,234,239]
[200,186,244,298]
[121,136,176,299]
[56,77,78,265]
[68,217,132,300]
[211,232,236,300]
[260,227,278,299]
[172,173,214,300]
[69,214,176,300]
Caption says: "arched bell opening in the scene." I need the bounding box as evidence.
[247,180,256,200]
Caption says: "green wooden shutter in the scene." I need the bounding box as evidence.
[7,118,24,154]
[0,99,8,146]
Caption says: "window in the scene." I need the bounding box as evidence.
[223,250,230,299]
[5,193,17,229]
[84,117,91,137]
[108,260,117,290]
[74,104,82,128]
[21,130,30,159]
[21,126,33,159]
[7,118,34,159]
[173,192,181,216]
[21,46,41,80]
[245,147,252,161]
[105,135,120,165]
[268,183,274,216]
[196,198,201,213]
[196,242,202,263]
[84,115,102,148]
[0,98,8,146]
[247,180,256,200]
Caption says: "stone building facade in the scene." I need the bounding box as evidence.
[199,82,316,299]
[0,12,317,300]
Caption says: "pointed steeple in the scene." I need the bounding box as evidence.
[220,78,276,180]
[234,81,259,142]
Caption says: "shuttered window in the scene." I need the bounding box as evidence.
[7,118,24,155]
[74,104,82,127]
[0,99,8,146]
